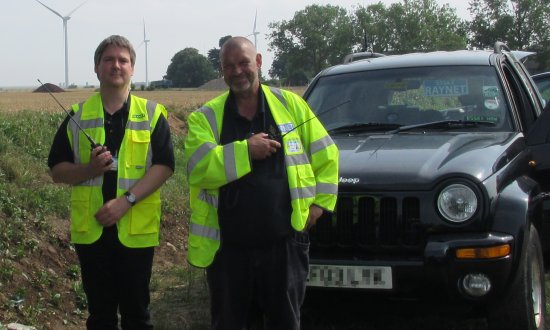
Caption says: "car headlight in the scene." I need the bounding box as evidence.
[437,183,478,223]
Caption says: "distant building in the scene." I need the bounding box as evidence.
[150,79,173,88]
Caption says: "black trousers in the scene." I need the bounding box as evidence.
[206,231,310,330]
[75,226,155,330]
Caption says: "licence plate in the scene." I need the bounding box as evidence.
[307,264,392,289]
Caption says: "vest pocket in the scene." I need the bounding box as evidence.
[129,130,150,166]
[70,200,90,232]
[297,164,316,187]
[128,201,160,235]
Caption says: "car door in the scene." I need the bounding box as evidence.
[525,103,550,254]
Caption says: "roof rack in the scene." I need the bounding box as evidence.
[494,41,511,54]
[343,51,385,64]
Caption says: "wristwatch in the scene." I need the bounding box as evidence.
[124,191,136,206]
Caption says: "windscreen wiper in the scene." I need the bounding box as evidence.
[328,122,402,133]
[387,120,496,134]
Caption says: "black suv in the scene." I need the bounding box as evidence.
[303,43,549,330]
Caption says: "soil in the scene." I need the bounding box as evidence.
[0,114,188,330]
[0,215,187,330]
[33,83,65,93]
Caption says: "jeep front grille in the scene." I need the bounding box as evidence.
[310,196,426,258]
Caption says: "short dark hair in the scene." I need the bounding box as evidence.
[94,35,136,66]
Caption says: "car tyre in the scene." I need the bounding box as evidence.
[487,224,546,330]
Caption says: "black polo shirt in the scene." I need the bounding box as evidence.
[218,87,292,247]
[47,95,175,203]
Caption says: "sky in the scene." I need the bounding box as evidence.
[1,0,471,88]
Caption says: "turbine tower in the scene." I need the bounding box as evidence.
[35,0,88,88]
[143,20,150,87]
[248,10,260,49]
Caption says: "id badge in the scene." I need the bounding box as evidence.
[110,155,118,171]
[285,138,303,154]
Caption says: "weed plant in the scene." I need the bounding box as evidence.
[0,109,199,329]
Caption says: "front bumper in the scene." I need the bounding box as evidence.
[308,232,515,301]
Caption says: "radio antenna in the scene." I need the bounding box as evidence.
[276,99,351,140]
[37,79,100,149]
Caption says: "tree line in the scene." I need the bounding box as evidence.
[163,0,550,88]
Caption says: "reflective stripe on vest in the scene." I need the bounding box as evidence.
[185,105,239,181]
[270,87,288,110]
[69,102,103,187]
[290,185,316,200]
[198,106,219,143]
[286,153,310,166]
[190,222,220,241]
[199,189,219,208]
[187,142,216,176]
[316,182,338,195]
[310,135,335,155]
[223,143,238,182]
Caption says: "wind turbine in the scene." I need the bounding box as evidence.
[142,20,150,87]
[35,0,88,88]
[248,10,260,49]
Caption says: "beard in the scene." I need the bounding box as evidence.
[226,74,255,94]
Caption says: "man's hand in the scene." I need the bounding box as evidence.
[89,145,113,174]
[50,146,113,185]
[94,196,131,227]
[305,204,324,230]
[247,133,281,160]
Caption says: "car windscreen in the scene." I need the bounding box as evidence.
[306,66,513,133]
[533,74,550,105]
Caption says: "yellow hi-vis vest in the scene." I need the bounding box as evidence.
[184,85,339,267]
[67,93,167,247]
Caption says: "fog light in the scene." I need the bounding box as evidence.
[462,273,491,297]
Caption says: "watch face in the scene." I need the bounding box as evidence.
[126,192,136,204]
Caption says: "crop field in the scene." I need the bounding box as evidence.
[0,88,224,113]
[0,86,307,114]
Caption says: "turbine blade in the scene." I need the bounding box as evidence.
[253,9,257,32]
[66,0,89,17]
[143,20,147,40]
[35,0,64,19]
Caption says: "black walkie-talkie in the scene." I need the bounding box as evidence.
[38,79,112,164]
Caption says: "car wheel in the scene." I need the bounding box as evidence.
[487,224,546,330]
